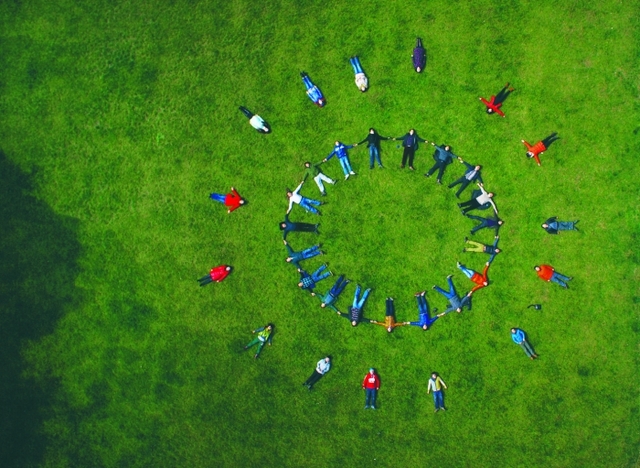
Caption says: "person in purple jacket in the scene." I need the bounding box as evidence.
[466,213,503,235]
[412,37,426,72]
[324,141,356,179]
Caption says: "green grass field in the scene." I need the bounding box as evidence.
[1,0,639,466]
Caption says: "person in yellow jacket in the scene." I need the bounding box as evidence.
[427,372,448,412]
[243,324,274,359]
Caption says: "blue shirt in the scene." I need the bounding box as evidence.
[409,312,439,328]
[327,143,353,160]
[511,329,525,344]
[307,86,323,104]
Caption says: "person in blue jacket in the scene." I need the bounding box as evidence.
[433,275,472,314]
[466,213,503,235]
[409,291,441,330]
[313,275,350,311]
[283,239,322,267]
[337,284,372,326]
[395,129,427,170]
[300,71,326,107]
[425,142,455,184]
[448,157,483,197]
[511,328,538,360]
[324,141,356,179]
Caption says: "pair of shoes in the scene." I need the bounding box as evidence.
[414,291,424,297]
[331,179,337,185]
[307,385,312,390]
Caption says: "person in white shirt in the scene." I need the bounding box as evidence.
[239,106,270,133]
[303,357,331,390]
[286,181,322,215]
[349,56,368,92]
[427,372,448,412]
[458,182,498,215]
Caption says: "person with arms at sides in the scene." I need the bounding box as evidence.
[244,324,275,359]
[412,37,426,72]
[238,106,270,133]
[297,265,331,293]
[522,133,560,166]
[313,275,350,311]
[425,142,455,184]
[448,157,483,197]
[355,128,392,169]
[324,141,356,180]
[457,261,491,295]
[300,71,325,107]
[433,275,472,314]
[463,235,501,262]
[197,265,232,287]
[349,56,368,92]
[395,128,427,170]
[337,284,373,326]
[303,356,331,390]
[362,368,381,409]
[371,297,409,332]
[511,328,538,360]
[303,161,335,196]
[541,216,579,234]
[286,181,323,216]
[534,264,572,289]
[283,239,323,268]
[279,214,320,240]
[479,82,515,117]
[458,182,498,215]
[427,372,448,412]
[210,187,246,214]
[466,213,503,235]
[408,291,441,330]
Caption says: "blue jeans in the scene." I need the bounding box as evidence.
[300,245,321,260]
[519,340,535,357]
[434,276,456,300]
[210,193,226,203]
[550,271,571,288]
[369,146,382,167]
[350,56,364,74]
[352,285,371,310]
[433,390,445,409]
[339,156,353,175]
[302,75,313,90]
[330,275,348,297]
[365,389,377,407]
[311,264,330,283]
[300,197,321,215]
[457,263,475,279]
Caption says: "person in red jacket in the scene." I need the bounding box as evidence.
[362,368,380,409]
[522,133,560,166]
[457,261,490,294]
[534,264,572,288]
[210,187,246,213]
[479,83,514,117]
[198,265,232,287]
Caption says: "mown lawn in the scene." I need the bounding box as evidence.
[0,0,638,467]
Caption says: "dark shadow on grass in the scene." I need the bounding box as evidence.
[0,151,82,467]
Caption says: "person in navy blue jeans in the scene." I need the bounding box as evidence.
[425,142,455,184]
[324,141,356,179]
[409,291,441,330]
[337,284,372,326]
[466,213,503,235]
[433,275,472,314]
[297,265,331,292]
[300,72,325,107]
[355,128,391,169]
[448,157,483,197]
[283,239,322,267]
[395,129,427,170]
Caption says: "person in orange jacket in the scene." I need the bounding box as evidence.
[522,133,560,166]
[362,368,381,409]
[198,265,232,286]
[534,264,572,288]
[210,187,246,213]
[457,261,491,294]
[371,297,409,332]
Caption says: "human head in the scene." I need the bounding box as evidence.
[286,189,292,198]
[286,257,292,263]
[320,303,326,308]
[304,161,311,168]
[423,324,428,330]
[324,357,330,362]
[526,152,534,158]
[387,326,392,333]
[488,193,494,198]
[431,372,438,379]
[510,328,516,334]
[239,199,245,205]
[498,220,504,226]
[263,124,271,134]
[369,128,376,134]
[369,368,375,374]
[334,140,340,146]
[444,145,451,151]
[297,282,303,288]
[279,223,287,230]
[534,266,541,272]
[225,266,231,271]
[359,84,367,92]
[495,249,501,253]
[351,320,357,327]
[318,98,326,107]
[416,66,422,73]
[409,129,415,135]
[266,323,274,331]
[475,165,482,171]
[541,223,548,229]
[486,108,493,114]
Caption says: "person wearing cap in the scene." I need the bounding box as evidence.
[209,187,246,213]
[427,372,448,412]
[349,56,368,92]
[362,368,380,409]
[300,71,325,107]
[412,37,426,72]
[238,106,270,133]
[197,265,232,287]
[303,357,331,390]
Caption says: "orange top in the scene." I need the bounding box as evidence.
[470,264,490,293]
[537,264,555,281]
[523,140,547,165]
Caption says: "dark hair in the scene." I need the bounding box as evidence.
[267,323,275,330]
[431,371,438,377]
[486,108,493,114]
[279,223,286,230]
[444,145,452,151]
[286,188,292,196]
[369,128,376,133]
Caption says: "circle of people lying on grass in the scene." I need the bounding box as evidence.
[200,38,580,409]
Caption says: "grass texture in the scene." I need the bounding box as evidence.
[0,0,639,467]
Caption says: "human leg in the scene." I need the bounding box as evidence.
[436,164,446,182]
[305,370,322,388]
[464,240,485,253]
[553,271,571,282]
[557,221,576,231]
[386,297,395,316]
[355,287,371,309]
[401,147,411,167]
[245,337,261,349]
[416,37,423,48]
[542,133,559,148]
[239,106,253,119]
[417,295,427,315]
[352,284,362,309]
[365,388,375,407]
[519,341,534,358]
[339,158,350,176]
[313,173,326,193]
[549,273,568,288]
[350,57,358,74]
[311,263,328,281]
[331,275,349,296]
[448,176,465,188]
[210,193,226,203]
[455,180,471,198]
[457,263,475,279]
[300,246,321,260]
[354,57,364,74]
[369,146,382,168]
[446,276,456,297]
[302,75,313,90]
[254,340,266,357]
[408,148,416,168]
[300,198,320,214]
[198,275,213,286]
[426,161,440,177]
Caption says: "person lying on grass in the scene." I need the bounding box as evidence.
[457,261,491,294]
[534,265,572,289]
[244,323,274,359]
[284,239,323,268]
[197,265,231,287]
[303,356,331,390]
[511,328,538,360]
[371,297,409,332]
[300,71,325,107]
[286,181,323,215]
[312,275,349,311]
[324,141,356,179]
[209,187,245,213]
[297,264,331,292]
[541,217,579,234]
[303,161,335,196]
[337,284,372,326]
[395,128,427,170]
[412,37,426,72]
[448,157,483,197]
[479,82,514,117]
[238,106,270,133]
[279,214,320,240]
[425,142,455,184]
[466,213,503,235]
[354,128,392,169]
[349,56,368,92]
[458,183,497,215]
[408,291,441,330]
[463,235,501,262]
[433,275,472,314]
[522,133,559,166]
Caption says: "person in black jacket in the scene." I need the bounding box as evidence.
[395,129,427,170]
[425,143,455,184]
[354,128,392,169]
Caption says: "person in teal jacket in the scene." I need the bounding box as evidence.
[511,328,538,360]
[244,324,275,359]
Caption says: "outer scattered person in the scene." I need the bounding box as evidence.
[479,82,514,117]
[210,187,246,213]
[427,372,448,412]
[303,356,331,390]
[198,265,232,287]
[238,106,270,133]
[511,328,538,360]
[349,56,368,92]
[522,133,560,166]
[300,71,325,107]
[244,324,275,359]
[534,264,572,289]
[362,368,381,409]
[412,37,426,72]
[542,217,579,234]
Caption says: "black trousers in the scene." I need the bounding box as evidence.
[448,176,472,197]
[402,147,415,167]
[239,106,253,119]
[459,199,481,214]
[542,133,559,148]
[427,161,447,181]
[494,85,512,105]
[304,370,323,387]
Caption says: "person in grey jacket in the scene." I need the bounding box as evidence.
[303,356,331,389]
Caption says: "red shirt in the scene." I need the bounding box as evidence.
[537,265,555,281]
[480,96,505,117]
[523,141,547,166]
[225,188,244,212]
[210,265,231,282]
[362,372,380,390]
[470,264,490,293]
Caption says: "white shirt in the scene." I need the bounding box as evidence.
[475,184,497,213]
[355,73,368,91]
[249,114,266,131]
[316,359,331,375]
[287,182,304,212]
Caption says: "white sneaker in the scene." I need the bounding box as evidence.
[345,174,350,180]
[350,171,356,175]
